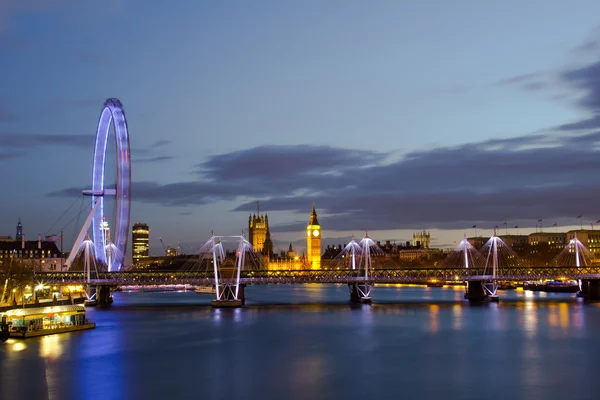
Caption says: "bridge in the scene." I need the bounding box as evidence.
[33,267,600,286]
[27,266,600,307]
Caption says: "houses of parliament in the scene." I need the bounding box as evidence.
[248,205,321,270]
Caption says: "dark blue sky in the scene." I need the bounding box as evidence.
[2,1,600,258]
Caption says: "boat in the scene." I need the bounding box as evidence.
[426,280,444,288]
[0,305,95,339]
[524,280,579,293]
[544,280,579,293]
[497,282,517,290]
[195,285,216,294]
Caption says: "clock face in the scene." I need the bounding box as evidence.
[313,229,320,237]
[307,230,311,237]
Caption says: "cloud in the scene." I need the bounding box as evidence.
[196,145,386,181]
[47,187,81,198]
[0,132,93,150]
[496,72,540,86]
[133,139,172,156]
[47,132,600,232]
[547,58,600,132]
[573,39,600,54]
[134,155,175,163]
[150,139,171,148]
[561,60,600,112]
[495,72,549,91]
[496,72,553,92]
[556,114,600,131]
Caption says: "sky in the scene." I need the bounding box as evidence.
[2,1,600,260]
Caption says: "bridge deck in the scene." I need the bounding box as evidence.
[31,267,600,285]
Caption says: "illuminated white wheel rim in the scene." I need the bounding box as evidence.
[91,98,131,271]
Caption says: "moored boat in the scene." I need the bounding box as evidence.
[498,282,518,290]
[524,280,579,293]
[0,305,95,339]
[195,285,216,294]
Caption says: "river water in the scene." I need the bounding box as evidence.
[1,284,600,400]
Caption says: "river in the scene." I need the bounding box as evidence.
[1,284,599,400]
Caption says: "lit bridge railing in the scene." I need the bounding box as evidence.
[32,267,600,286]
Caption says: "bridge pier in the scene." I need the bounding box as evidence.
[464,281,486,302]
[212,284,245,308]
[348,282,373,304]
[96,285,113,306]
[580,280,600,302]
[86,285,113,306]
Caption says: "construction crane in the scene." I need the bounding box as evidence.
[159,237,167,256]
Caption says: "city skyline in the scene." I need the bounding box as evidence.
[2,2,600,257]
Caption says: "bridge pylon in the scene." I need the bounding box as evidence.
[347,232,378,303]
[203,234,255,308]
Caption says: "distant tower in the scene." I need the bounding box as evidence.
[132,223,149,265]
[412,230,431,249]
[16,218,23,241]
[288,243,296,259]
[249,213,269,252]
[100,216,111,245]
[306,204,321,269]
[262,221,274,259]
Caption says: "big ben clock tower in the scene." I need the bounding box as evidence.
[306,203,321,269]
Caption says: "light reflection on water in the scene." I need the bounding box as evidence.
[1,285,599,400]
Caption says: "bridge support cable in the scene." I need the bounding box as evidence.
[65,198,101,270]
[211,235,222,301]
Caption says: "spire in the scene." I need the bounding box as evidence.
[308,203,319,226]
[16,217,23,241]
[262,222,273,259]
[289,243,293,252]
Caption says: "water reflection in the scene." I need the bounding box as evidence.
[290,355,329,388]
[559,302,569,329]
[523,301,538,338]
[428,304,439,333]
[9,339,27,352]
[40,335,63,360]
[451,304,462,331]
